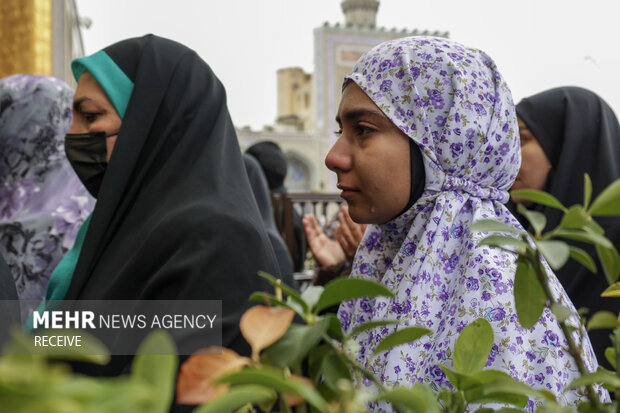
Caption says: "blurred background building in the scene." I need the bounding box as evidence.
[0,0,87,86]
[1,0,447,193]
[237,0,448,191]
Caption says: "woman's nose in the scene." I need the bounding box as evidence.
[325,137,352,172]
[68,115,85,134]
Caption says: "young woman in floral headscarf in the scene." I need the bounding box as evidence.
[329,36,605,410]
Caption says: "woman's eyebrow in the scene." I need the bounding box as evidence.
[72,96,91,112]
[336,108,389,124]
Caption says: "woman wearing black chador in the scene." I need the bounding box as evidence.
[512,86,620,368]
[44,35,278,381]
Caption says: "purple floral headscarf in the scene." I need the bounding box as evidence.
[337,37,605,410]
[0,74,94,312]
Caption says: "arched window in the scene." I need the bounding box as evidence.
[284,152,311,192]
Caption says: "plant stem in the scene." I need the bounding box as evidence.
[531,254,603,409]
[280,397,293,413]
[322,333,388,393]
[293,402,308,413]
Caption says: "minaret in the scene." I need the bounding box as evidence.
[341,0,380,29]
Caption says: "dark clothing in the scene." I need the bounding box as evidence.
[0,254,19,346]
[246,141,288,191]
[243,154,295,286]
[0,255,18,302]
[515,86,620,367]
[65,35,278,375]
[245,142,308,272]
[271,188,308,272]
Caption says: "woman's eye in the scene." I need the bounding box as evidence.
[355,125,375,136]
[82,112,99,123]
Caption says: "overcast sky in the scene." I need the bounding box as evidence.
[76,0,620,130]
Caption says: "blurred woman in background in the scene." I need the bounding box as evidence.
[512,86,620,367]
[0,74,94,319]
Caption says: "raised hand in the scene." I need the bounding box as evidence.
[302,213,346,268]
[334,206,367,263]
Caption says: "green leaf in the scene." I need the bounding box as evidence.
[550,303,573,323]
[510,189,566,211]
[263,318,328,367]
[373,326,431,355]
[308,344,332,384]
[605,347,617,369]
[465,385,527,407]
[301,286,324,310]
[439,364,466,390]
[437,388,467,413]
[584,174,593,210]
[56,376,152,410]
[248,292,303,317]
[320,353,352,391]
[257,396,277,413]
[588,178,620,216]
[568,368,620,389]
[131,330,178,413]
[536,402,574,413]
[219,367,328,411]
[438,364,485,391]
[558,205,589,230]
[453,318,494,375]
[585,218,605,235]
[478,235,529,249]
[258,271,308,314]
[568,246,597,274]
[315,278,394,313]
[517,204,547,235]
[473,368,523,384]
[476,371,557,402]
[192,385,276,413]
[587,311,618,330]
[514,258,546,329]
[470,219,522,234]
[596,243,620,284]
[347,319,399,339]
[602,282,620,297]
[285,296,306,316]
[536,240,570,270]
[325,313,345,341]
[314,381,337,404]
[554,229,613,249]
[378,384,441,413]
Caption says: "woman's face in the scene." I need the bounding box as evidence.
[326,82,411,224]
[69,71,122,162]
[511,116,552,206]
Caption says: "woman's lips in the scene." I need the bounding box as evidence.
[338,184,360,199]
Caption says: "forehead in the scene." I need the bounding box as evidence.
[74,71,109,103]
[338,82,377,114]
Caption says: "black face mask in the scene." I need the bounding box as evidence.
[64,132,117,198]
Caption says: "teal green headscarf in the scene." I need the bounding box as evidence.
[71,50,134,118]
